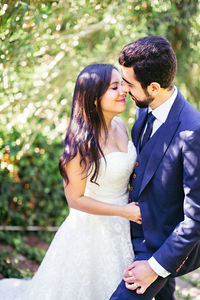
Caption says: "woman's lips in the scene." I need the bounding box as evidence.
[116,98,126,103]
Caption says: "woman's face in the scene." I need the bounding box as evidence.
[100,69,126,118]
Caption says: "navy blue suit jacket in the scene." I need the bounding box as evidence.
[131,90,200,277]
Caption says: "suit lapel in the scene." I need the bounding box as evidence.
[138,120,180,197]
[138,90,185,197]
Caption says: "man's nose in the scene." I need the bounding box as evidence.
[122,83,129,94]
[119,85,126,95]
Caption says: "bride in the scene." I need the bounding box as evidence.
[0,64,140,300]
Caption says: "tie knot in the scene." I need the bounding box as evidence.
[147,112,155,124]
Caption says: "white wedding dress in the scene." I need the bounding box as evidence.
[0,141,137,300]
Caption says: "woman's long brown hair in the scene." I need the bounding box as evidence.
[59,64,117,185]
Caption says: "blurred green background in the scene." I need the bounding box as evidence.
[1,0,200,227]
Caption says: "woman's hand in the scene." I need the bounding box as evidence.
[122,202,142,224]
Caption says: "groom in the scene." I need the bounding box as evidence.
[110,36,200,299]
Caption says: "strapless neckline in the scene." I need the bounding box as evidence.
[101,140,133,159]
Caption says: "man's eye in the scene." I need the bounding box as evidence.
[112,87,118,90]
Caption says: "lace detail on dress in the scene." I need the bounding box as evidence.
[0,141,137,300]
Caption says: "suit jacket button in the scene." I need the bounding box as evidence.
[133,174,136,179]
[135,162,139,167]
[130,187,134,191]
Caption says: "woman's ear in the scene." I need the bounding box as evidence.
[147,82,160,97]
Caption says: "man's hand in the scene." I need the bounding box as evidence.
[123,260,158,294]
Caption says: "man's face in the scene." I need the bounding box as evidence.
[121,66,154,108]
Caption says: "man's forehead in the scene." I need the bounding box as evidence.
[121,66,134,77]
[120,67,136,85]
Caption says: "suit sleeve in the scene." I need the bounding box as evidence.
[152,129,200,275]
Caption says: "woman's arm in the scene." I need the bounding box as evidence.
[64,154,141,224]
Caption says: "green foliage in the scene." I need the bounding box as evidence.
[0,231,46,263]
[1,1,200,143]
[0,248,24,278]
[35,231,55,244]
[0,128,68,226]
[0,247,33,278]
[0,0,200,227]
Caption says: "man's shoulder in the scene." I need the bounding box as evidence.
[179,98,200,127]
[175,90,200,126]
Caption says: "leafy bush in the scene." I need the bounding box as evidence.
[0,128,68,227]
[0,232,46,263]
[0,248,24,278]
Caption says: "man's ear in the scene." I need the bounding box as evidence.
[94,99,97,107]
[147,82,160,97]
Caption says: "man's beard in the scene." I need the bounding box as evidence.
[129,91,154,108]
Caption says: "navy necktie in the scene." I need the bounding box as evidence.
[140,112,156,151]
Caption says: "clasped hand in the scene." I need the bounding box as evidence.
[123,260,158,294]
[124,202,142,224]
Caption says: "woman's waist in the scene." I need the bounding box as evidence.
[83,190,129,204]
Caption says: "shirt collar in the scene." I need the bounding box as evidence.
[149,86,177,123]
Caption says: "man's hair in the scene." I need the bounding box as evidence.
[119,36,177,90]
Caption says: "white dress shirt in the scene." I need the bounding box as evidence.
[149,86,178,137]
[147,86,178,278]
